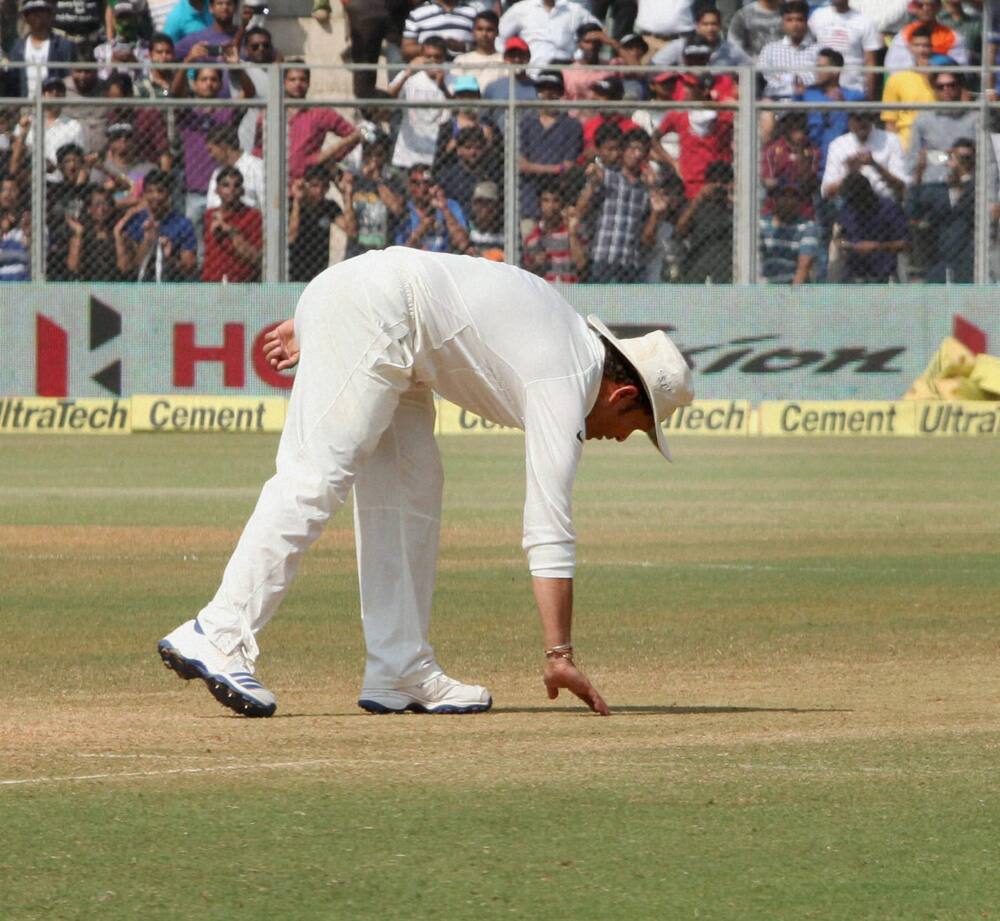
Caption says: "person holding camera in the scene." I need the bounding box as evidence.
[395,163,469,254]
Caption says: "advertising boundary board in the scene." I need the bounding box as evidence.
[4,397,1000,437]
[3,284,1000,402]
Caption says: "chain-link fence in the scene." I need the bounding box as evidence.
[2,60,1000,284]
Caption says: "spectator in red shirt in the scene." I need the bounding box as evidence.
[653,74,734,199]
[202,165,262,282]
[285,65,362,182]
[581,76,643,156]
[761,112,819,217]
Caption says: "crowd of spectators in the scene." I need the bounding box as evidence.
[0,0,995,284]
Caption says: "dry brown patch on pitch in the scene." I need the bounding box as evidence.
[4,656,998,791]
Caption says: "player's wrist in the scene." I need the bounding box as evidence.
[544,643,574,663]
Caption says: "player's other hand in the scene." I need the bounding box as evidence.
[543,657,610,715]
[263,318,300,370]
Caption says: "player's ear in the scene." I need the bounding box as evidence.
[608,383,640,406]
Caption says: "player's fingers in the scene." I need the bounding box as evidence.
[588,688,610,716]
[546,681,558,700]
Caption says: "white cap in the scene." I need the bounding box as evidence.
[586,314,694,461]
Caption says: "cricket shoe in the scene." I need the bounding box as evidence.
[358,672,492,714]
[157,619,277,718]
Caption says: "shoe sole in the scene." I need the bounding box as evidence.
[357,697,492,715]
[157,641,276,718]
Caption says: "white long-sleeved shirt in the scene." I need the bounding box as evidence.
[497,0,599,66]
[821,128,910,199]
[382,248,605,578]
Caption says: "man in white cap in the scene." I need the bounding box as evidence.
[158,248,693,718]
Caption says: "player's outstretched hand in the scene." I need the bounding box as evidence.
[543,657,610,715]
[263,318,300,370]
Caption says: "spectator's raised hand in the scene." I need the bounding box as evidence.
[18,113,32,133]
[291,177,306,201]
[585,160,604,186]
[185,41,211,62]
[159,235,174,258]
[221,43,240,65]
[65,213,84,237]
[564,205,580,234]
[649,188,670,216]
[336,170,354,196]
[114,203,141,235]
[430,184,448,211]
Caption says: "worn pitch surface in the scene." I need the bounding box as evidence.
[2,435,999,920]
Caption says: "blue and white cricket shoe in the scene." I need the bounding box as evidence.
[358,672,492,715]
[157,619,277,718]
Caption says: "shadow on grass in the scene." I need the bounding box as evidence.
[491,704,853,715]
[251,704,853,719]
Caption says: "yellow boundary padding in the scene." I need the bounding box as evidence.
[2,396,999,436]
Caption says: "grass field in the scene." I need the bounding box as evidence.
[2,433,999,921]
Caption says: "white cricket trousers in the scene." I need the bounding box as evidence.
[198,255,444,690]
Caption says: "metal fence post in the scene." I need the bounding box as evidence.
[503,67,518,266]
[734,65,755,283]
[31,71,45,282]
[263,63,283,282]
[975,3,993,283]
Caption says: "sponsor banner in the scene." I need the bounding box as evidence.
[3,283,1000,402]
[132,395,286,433]
[663,400,752,436]
[912,401,1000,436]
[0,397,130,434]
[760,401,914,436]
[437,399,519,435]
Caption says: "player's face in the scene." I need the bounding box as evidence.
[585,384,654,442]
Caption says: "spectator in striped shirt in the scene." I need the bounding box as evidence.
[759,185,818,285]
[523,184,587,282]
[401,0,478,61]
[0,174,30,281]
[576,127,667,282]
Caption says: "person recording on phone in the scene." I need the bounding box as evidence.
[175,0,240,62]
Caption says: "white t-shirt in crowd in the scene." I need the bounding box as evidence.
[497,0,599,66]
[206,151,265,209]
[147,0,179,32]
[368,247,608,578]
[451,50,506,93]
[634,0,694,37]
[847,0,911,35]
[19,115,85,181]
[23,38,50,98]
[389,70,447,168]
[807,6,881,94]
[821,127,910,199]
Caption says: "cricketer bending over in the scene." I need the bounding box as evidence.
[158,248,693,717]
